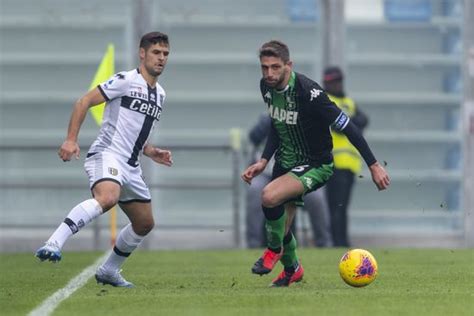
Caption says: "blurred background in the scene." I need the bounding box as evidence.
[0,0,473,252]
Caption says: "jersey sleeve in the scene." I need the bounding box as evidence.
[260,79,272,103]
[261,121,279,161]
[97,72,129,101]
[308,87,350,131]
[158,89,166,106]
[162,91,166,103]
[342,121,377,166]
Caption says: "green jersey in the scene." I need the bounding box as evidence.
[260,71,349,169]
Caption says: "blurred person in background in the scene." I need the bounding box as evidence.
[323,66,369,247]
[35,32,173,288]
[242,40,390,287]
[245,113,333,248]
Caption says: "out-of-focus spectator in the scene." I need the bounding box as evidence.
[323,66,369,247]
[245,113,333,248]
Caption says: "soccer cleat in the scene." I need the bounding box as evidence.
[270,264,304,287]
[35,241,62,262]
[95,266,135,288]
[251,248,283,275]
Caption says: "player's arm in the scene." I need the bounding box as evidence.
[242,122,278,184]
[311,88,390,190]
[335,116,390,191]
[59,72,129,162]
[261,122,279,163]
[257,80,279,164]
[58,88,106,162]
[242,82,276,184]
[143,143,173,167]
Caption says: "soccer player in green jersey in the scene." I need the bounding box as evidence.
[242,40,390,287]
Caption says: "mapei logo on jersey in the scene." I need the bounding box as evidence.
[310,88,322,101]
[269,104,298,125]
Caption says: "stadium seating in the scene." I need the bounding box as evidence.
[0,0,464,249]
[346,0,463,242]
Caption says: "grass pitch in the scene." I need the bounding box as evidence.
[1,249,473,316]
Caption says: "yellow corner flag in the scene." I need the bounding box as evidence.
[89,44,115,126]
[88,44,117,245]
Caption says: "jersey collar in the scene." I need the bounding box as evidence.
[136,68,157,90]
[275,71,295,94]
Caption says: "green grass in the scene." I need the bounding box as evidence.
[1,249,473,316]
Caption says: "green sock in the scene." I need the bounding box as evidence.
[281,232,298,268]
[265,211,287,250]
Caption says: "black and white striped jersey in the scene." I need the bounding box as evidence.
[90,68,165,167]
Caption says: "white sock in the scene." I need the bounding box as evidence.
[47,199,103,249]
[101,223,145,272]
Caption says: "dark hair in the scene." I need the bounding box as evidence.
[259,40,290,63]
[139,32,169,50]
[323,66,344,82]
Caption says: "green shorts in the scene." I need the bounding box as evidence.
[272,163,334,207]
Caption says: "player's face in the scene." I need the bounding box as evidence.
[140,42,170,77]
[260,56,292,89]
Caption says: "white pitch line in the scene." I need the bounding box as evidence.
[28,251,110,316]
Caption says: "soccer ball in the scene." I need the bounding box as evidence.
[339,248,378,287]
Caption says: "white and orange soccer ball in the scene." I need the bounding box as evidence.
[339,249,378,287]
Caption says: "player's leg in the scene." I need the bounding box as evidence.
[270,163,333,286]
[251,173,304,275]
[96,163,152,288]
[262,172,305,250]
[36,152,122,262]
[271,202,304,287]
[284,201,297,235]
[105,200,154,271]
[35,181,120,262]
[95,200,153,288]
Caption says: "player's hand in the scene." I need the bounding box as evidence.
[58,140,80,162]
[145,147,173,167]
[241,159,267,184]
[369,161,390,191]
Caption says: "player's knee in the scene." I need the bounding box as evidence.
[261,188,279,208]
[135,219,154,236]
[95,195,119,212]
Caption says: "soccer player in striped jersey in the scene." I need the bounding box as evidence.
[35,32,173,288]
[242,40,390,287]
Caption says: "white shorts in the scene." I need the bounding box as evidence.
[84,151,151,203]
